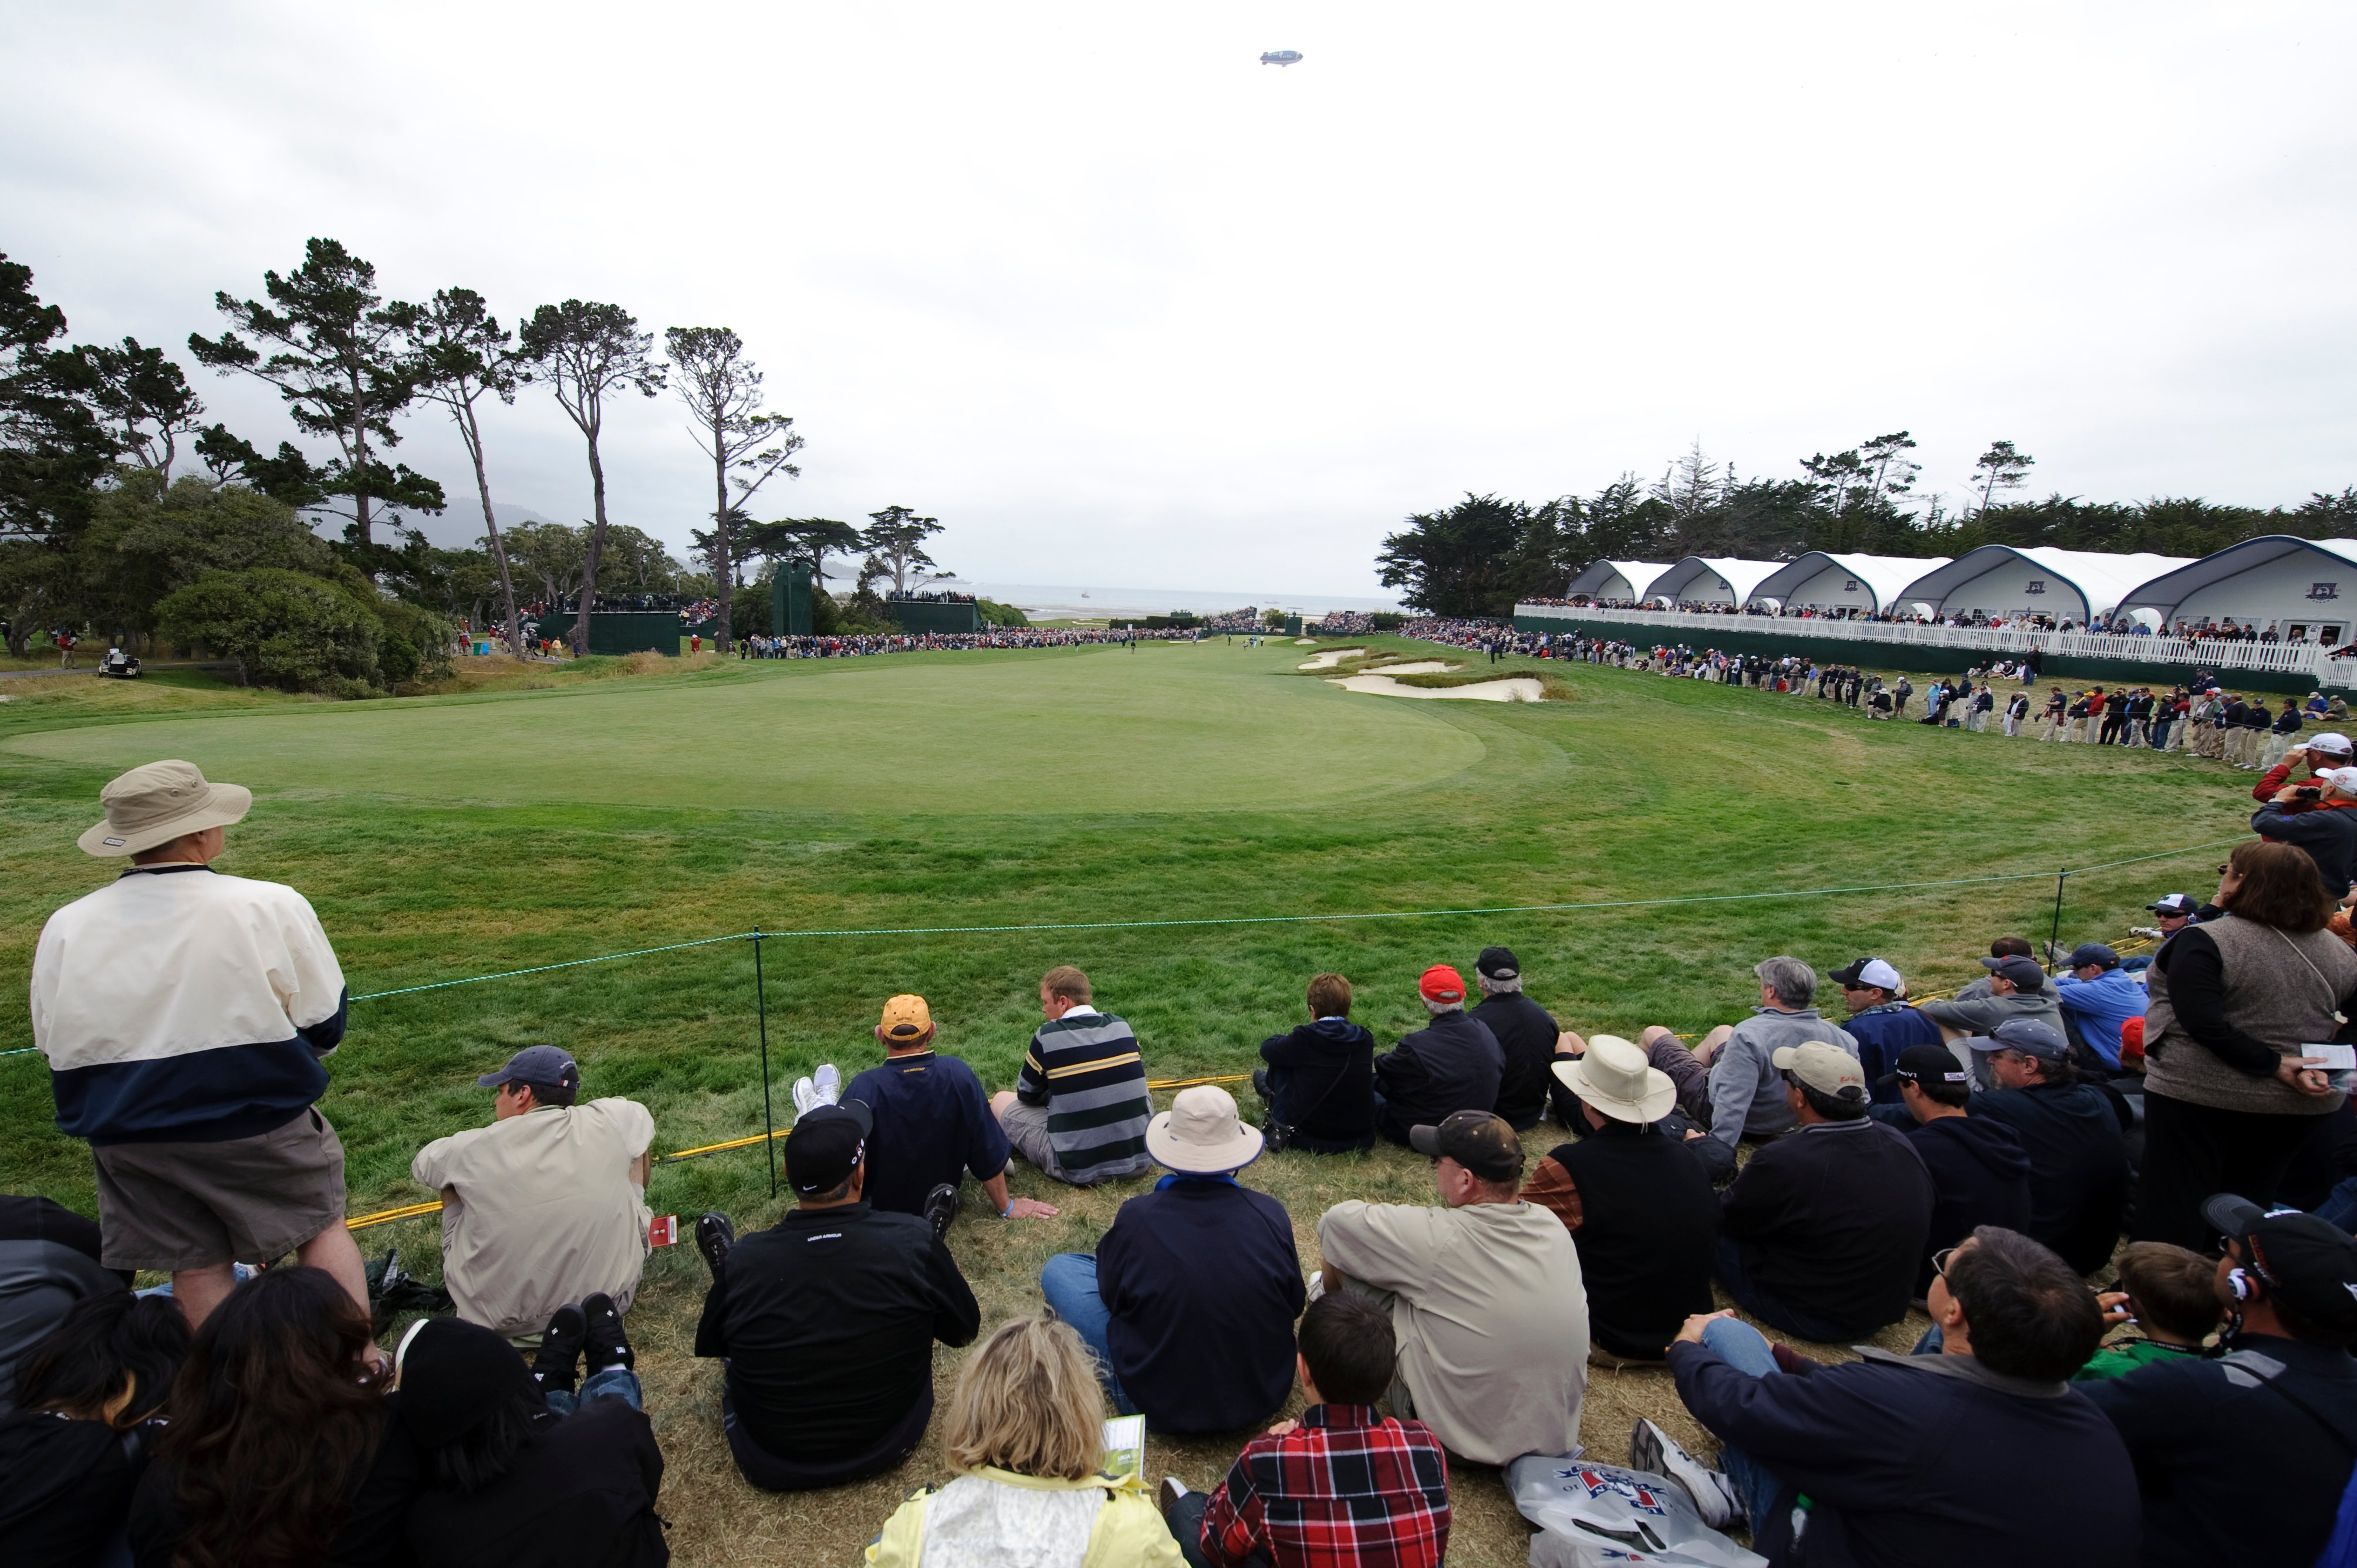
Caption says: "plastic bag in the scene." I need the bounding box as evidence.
[1508,1454,1765,1568]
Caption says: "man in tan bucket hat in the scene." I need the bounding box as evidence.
[30,760,370,1330]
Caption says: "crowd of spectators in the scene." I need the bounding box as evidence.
[19,752,2357,1568]
[1518,598,2313,641]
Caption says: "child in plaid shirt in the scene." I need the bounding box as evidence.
[1161,1292,1450,1568]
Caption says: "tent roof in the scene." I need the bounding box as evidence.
[1564,559,1673,598]
[1747,552,1953,612]
[1895,545,2198,620]
[1647,557,1785,603]
[2116,536,2357,618]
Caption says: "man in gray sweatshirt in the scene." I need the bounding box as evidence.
[1695,957,1860,1148]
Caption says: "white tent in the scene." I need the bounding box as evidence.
[1745,552,1952,614]
[1562,559,1672,601]
[2117,537,2357,642]
[1645,557,1784,607]
[1895,546,2197,624]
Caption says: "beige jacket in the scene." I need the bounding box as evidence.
[412,1097,655,1339]
[1316,1197,1585,1465]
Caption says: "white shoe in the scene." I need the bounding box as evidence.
[791,1076,819,1117]
[1630,1418,1741,1529]
[813,1063,842,1106]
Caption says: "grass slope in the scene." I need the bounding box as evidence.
[0,639,2253,1565]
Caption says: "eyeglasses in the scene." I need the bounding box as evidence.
[1930,1245,1962,1279]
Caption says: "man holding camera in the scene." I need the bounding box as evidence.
[2251,764,2357,899]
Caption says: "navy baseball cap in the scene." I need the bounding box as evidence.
[2068,943,2122,971]
[477,1045,580,1104]
[1879,1042,1971,1093]
[1970,1018,2071,1062]
[2204,1194,2357,1336]
[2147,894,2197,917]
[1980,954,2049,990]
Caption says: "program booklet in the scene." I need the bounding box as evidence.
[1102,1414,1146,1486]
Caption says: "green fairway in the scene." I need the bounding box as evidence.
[0,638,2263,1566]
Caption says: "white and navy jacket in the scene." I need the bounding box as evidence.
[30,866,347,1145]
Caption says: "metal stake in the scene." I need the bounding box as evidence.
[2048,868,2068,972]
[752,928,776,1197]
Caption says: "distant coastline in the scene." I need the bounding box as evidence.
[957,581,1403,619]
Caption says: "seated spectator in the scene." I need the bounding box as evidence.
[2084,1198,2357,1568]
[1371,966,1503,1145]
[1161,1292,1450,1568]
[693,1102,980,1491]
[1717,1043,1933,1341]
[0,1195,122,1415]
[1468,947,1561,1130]
[1315,1111,1584,1464]
[1549,1029,1733,1182]
[1522,1038,1718,1360]
[1948,936,2061,1004]
[1923,953,2067,1075]
[1648,1228,2136,1564]
[1829,957,1944,1103]
[1253,972,1377,1154]
[865,1313,1179,1567]
[844,993,1058,1232]
[1039,1086,1304,1432]
[411,1046,654,1341]
[2077,1241,2222,1380]
[130,1266,424,1568]
[394,1306,665,1568]
[1883,1043,2032,1296]
[991,967,1156,1185]
[1965,1020,2132,1275]
[2135,893,2200,942]
[2054,943,2143,1072]
[0,1292,188,1568]
[1692,957,1861,1148]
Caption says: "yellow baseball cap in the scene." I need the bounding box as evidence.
[879,994,933,1042]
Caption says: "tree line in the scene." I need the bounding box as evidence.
[0,241,991,688]
[1376,434,2357,616]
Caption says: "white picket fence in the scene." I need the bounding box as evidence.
[1512,603,2357,687]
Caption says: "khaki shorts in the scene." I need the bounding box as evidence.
[92,1107,348,1272]
[997,1100,1073,1181]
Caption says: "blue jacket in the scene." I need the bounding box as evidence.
[2054,969,2145,1069]
[1667,1341,2138,1568]
[843,1051,1011,1217]
[1842,1004,1947,1104]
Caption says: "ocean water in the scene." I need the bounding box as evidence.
[954,581,1402,619]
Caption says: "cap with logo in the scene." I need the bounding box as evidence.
[785,1101,873,1195]
[2319,767,2357,796]
[476,1045,581,1104]
[2146,894,2197,917]
[2308,732,2355,757]
[1475,947,1519,981]
[1831,957,1903,992]
[1967,1017,2071,1062]
[1878,1040,1972,1094]
[78,759,254,857]
[2068,942,2121,971]
[2202,1194,2357,1337]
[1771,1040,1865,1100]
[878,993,933,1043]
[1408,1110,1524,1182]
[1419,964,1466,1005]
[1980,954,2049,991]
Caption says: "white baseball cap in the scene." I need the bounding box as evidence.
[2321,768,2357,797]
[2309,732,2355,756]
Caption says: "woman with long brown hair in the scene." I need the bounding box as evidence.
[2137,839,2357,1248]
[129,1267,421,1568]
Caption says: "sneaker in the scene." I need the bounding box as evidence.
[1157,1476,1189,1519]
[695,1211,736,1279]
[791,1076,819,1116]
[580,1292,634,1374]
[813,1063,842,1106]
[1630,1418,1740,1529]
[1251,1067,1273,1104]
[923,1182,961,1241]
[533,1305,586,1393]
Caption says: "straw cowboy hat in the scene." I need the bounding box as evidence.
[77,759,252,857]
[1551,1034,1676,1124]
[1144,1084,1264,1174]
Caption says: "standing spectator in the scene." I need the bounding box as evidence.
[693,1103,980,1490]
[2085,1199,2357,1568]
[2236,692,2271,767]
[2054,943,2143,1072]
[410,1047,655,1341]
[1893,675,1912,718]
[1161,1292,1450,1568]
[1522,1038,1718,1360]
[1716,1043,1933,1341]
[843,993,1059,1229]
[0,1196,120,1415]
[1253,973,1377,1154]
[1653,1229,2136,1563]
[1964,1020,2132,1275]
[1467,946,1561,1131]
[1370,965,1504,1145]
[1691,957,1860,1148]
[2251,734,2355,802]
[1828,957,1944,1104]
[2075,1241,2222,1380]
[1039,1086,1305,1432]
[991,966,1156,1186]
[1885,1043,2032,1297]
[1315,1111,1584,1465]
[29,761,367,1329]
[2264,696,2308,769]
[2004,688,2031,736]
[2251,765,2357,898]
[2038,687,2068,741]
[2100,688,2130,745]
[2136,842,2357,1248]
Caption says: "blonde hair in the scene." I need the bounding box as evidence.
[942,1314,1106,1481]
[1041,966,1092,1005]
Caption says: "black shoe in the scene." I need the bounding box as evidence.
[923,1182,961,1241]
[695,1211,735,1279]
[581,1292,634,1374]
[1251,1068,1273,1104]
[534,1305,586,1393]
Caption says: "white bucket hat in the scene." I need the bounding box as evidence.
[1144,1084,1264,1174]
[77,759,252,857]
[1551,1034,1676,1124]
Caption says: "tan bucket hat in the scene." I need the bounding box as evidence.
[1551,1034,1676,1124]
[1144,1084,1264,1174]
[77,759,252,857]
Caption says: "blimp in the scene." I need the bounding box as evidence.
[1259,50,1302,66]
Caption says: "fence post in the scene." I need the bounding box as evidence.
[751,928,776,1198]
[2048,868,2068,971]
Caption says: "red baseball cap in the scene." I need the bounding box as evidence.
[1419,964,1465,1004]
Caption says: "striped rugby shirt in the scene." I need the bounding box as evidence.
[1014,1006,1153,1178]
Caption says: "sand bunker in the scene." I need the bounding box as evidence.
[1359,660,1460,675]
[1328,674,1545,702]
[1296,647,1367,670]
[1294,637,1319,645]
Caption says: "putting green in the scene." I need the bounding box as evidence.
[3,644,1491,815]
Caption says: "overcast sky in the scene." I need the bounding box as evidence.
[6,2,2353,596]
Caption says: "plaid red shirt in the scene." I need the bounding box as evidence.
[1197,1403,1450,1568]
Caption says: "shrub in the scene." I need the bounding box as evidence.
[372,596,458,687]
[1371,612,1405,631]
[977,597,1030,628]
[156,568,383,693]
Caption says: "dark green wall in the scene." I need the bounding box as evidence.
[887,600,982,634]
